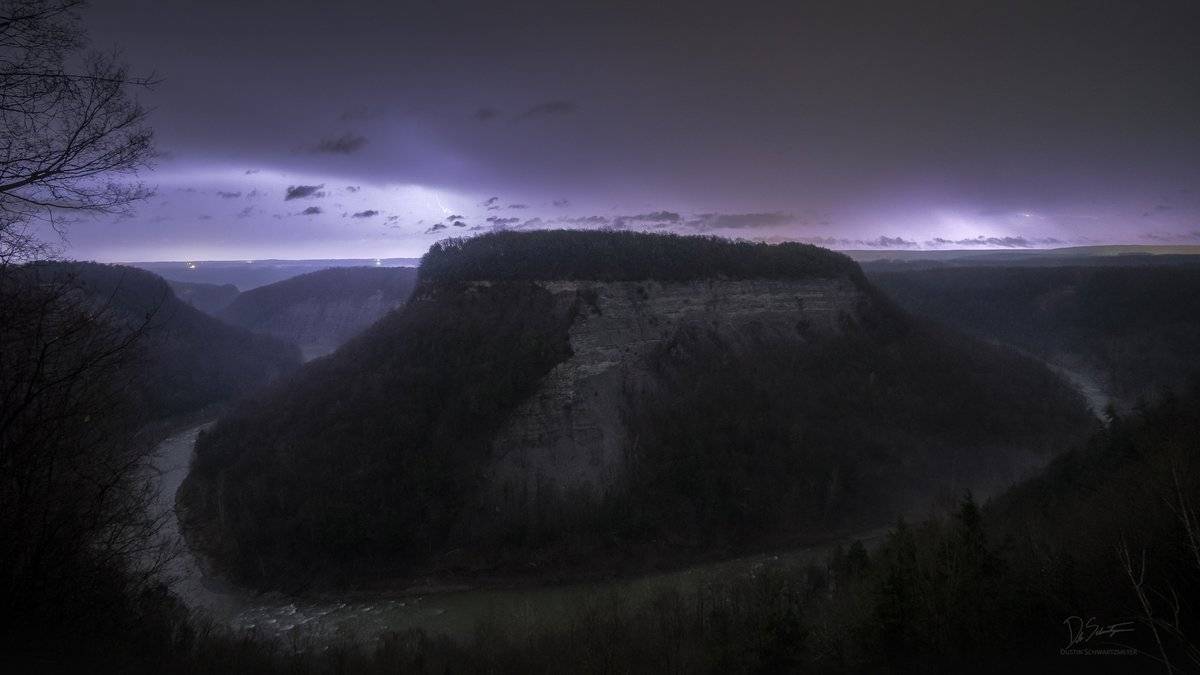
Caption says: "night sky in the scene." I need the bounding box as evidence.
[69,0,1200,261]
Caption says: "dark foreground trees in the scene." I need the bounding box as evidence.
[0,264,177,664]
[0,0,171,666]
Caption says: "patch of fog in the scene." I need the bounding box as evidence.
[1046,361,1112,419]
[975,337,1114,419]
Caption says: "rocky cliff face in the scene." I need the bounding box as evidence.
[487,277,864,508]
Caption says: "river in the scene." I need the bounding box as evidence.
[151,423,889,645]
[151,360,1109,645]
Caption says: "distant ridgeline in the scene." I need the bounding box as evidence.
[168,279,240,315]
[217,266,419,360]
[178,231,1094,589]
[870,265,1200,404]
[21,262,300,420]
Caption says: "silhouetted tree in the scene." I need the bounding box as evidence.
[1,0,154,265]
[0,1,164,666]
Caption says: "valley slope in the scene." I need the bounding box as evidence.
[168,279,241,315]
[20,262,301,420]
[869,264,1200,405]
[217,266,418,360]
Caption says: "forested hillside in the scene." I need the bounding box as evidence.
[419,230,865,284]
[870,265,1200,404]
[23,262,301,419]
[218,266,418,359]
[168,279,241,314]
[2,261,300,669]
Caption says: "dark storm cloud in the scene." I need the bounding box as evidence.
[801,235,920,248]
[311,133,368,154]
[799,236,855,247]
[425,222,448,233]
[508,203,528,209]
[482,197,499,207]
[284,184,325,200]
[446,214,465,222]
[351,209,379,218]
[1139,231,1200,243]
[639,211,681,223]
[612,211,681,229]
[515,100,576,121]
[556,215,610,226]
[301,206,323,215]
[685,212,794,230]
[339,106,376,122]
[487,216,520,226]
[927,236,1064,248]
[862,236,917,248]
[217,190,242,198]
[78,0,1200,258]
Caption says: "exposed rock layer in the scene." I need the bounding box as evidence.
[488,278,863,501]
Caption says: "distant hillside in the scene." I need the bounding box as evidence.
[218,266,419,360]
[168,279,240,314]
[870,265,1200,404]
[179,231,1092,589]
[850,245,1200,272]
[133,258,420,290]
[24,262,301,420]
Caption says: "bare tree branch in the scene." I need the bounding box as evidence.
[0,0,154,267]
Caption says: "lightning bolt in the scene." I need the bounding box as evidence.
[433,191,451,216]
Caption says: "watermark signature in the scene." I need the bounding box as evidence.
[1060,616,1137,657]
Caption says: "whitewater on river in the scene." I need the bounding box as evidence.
[150,362,1111,646]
